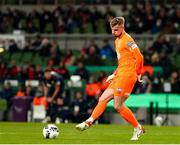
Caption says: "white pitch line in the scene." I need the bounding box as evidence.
[0,132,16,134]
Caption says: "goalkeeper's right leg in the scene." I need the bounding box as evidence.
[76,89,114,131]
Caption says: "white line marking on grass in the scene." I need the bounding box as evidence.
[0,132,16,134]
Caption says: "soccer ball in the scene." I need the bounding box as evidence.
[43,124,59,139]
[154,116,163,126]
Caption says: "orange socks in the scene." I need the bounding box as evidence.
[90,100,107,121]
[118,105,138,128]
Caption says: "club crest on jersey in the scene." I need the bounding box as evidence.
[127,41,137,50]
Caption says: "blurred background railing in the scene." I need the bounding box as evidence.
[24,34,178,50]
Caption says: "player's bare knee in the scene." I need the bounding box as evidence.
[114,104,122,112]
[114,104,125,112]
[99,89,113,102]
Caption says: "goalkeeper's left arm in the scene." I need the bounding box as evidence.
[132,47,144,82]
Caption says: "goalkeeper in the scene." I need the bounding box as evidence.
[76,17,145,141]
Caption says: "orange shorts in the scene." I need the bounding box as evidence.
[108,72,137,97]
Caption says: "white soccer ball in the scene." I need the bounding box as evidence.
[154,116,163,126]
[43,124,59,139]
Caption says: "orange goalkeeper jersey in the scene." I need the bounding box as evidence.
[114,32,144,75]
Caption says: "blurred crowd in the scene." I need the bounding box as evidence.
[0,2,179,34]
[0,38,179,123]
[0,33,179,122]
[0,33,179,91]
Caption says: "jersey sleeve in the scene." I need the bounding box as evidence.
[55,79,61,86]
[127,40,144,75]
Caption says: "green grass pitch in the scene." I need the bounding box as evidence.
[0,122,180,144]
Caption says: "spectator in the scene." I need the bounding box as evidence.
[16,65,26,83]
[104,6,116,33]
[70,91,87,123]
[152,76,163,93]
[116,3,129,19]
[170,71,180,93]
[0,10,12,34]
[27,9,40,24]
[152,34,173,54]
[47,59,55,70]
[144,2,156,32]
[49,41,61,65]
[38,38,51,57]
[152,7,167,33]
[26,64,36,80]
[90,5,102,33]
[55,97,70,123]
[159,52,173,78]
[26,21,37,33]
[35,64,44,80]
[15,84,26,97]
[8,39,19,54]
[12,9,23,30]
[77,48,88,64]
[74,61,89,82]
[29,35,42,53]
[33,85,47,109]
[65,5,76,33]
[7,60,18,79]
[85,75,101,101]
[144,47,155,65]
[39,8,52,33]
[99,39,115,59]
[151,53,160,66]
[86,45,103,66]
[0,62,7,82]
[129,2,145,33]
[56,61,70,80]
[62,49,75,66]
[172,36,180,55]
[86,39,99,53]
[98,71,109,92]
[135,73,152,94]
[170,7,180,34]
[25,85,35,97]
[53,7,65,34]
[0,81,15,120]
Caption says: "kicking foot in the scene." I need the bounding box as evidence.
[75,121,92,131]
[130,125,145,141]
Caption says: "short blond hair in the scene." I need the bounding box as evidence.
[110,17,125,28]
